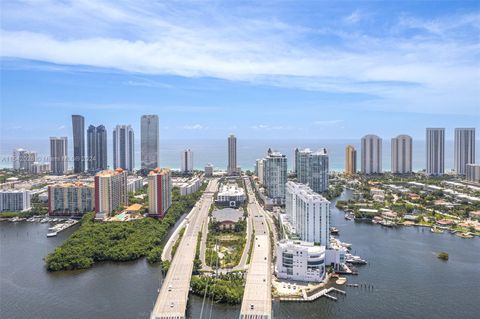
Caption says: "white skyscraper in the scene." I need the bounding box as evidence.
[285,181,330,246]
[296,148,329,193]
[391,135,413,174]
[426,128,445,176]
[0,190,32,212]
[50,137,68,175]
[466,164,480,183]
[141,115,159,171]
[264,149,287,205]
[227,134,238,175]
[361,134,382,174]
[113,125,135,171]
[12,148,36,171]
[255,158,265,184]
[180,149,194,173]
[454,128,475,175]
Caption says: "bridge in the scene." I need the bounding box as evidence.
[150,179,218,319]
[239,177,272,319]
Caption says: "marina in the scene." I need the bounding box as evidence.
[46,219,79,237]
[1,189,479,319]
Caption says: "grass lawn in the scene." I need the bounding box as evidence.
[206,231,246,268]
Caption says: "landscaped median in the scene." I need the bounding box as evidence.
[44,184,206,271]
[205,219,246,269]
[190,272,245,304]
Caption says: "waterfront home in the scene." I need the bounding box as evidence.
[381,211,397,221]
[437,219,455,226]
[403,214,418,222]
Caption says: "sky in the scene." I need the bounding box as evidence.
[0,0,479,144]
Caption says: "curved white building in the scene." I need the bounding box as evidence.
[276,240,326,282]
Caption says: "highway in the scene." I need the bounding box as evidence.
[150,179,218,319]
[239,177,272,319]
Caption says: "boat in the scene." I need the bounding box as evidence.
[40,218,49,223]
[430,226,444,234]
[372,216,382,224]
[380,220,395,227]
[456,232,474,239]
[330,227,339,234]
[346,255,367,265]
[344,213,353,221]
[341,242,352,249]
[47,232,57,237]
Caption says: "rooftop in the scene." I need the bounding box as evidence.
[96,169,126,177]
[126,203,143,212]
[212,208,243,223]
[149,168,171,176]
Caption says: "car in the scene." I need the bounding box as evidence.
[250,304,254,310]
[170,302,174,308]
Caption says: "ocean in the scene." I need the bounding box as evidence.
[1,138,478,172]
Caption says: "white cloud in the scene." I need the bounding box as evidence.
[251,124,297,131]
[344,10,363,24]
[183,124,207,130]
[0,2,479,115]
[58,125,66,129]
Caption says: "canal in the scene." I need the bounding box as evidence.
[1,189,479,318]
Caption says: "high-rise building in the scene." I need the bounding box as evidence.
[255,158,265,184]
[361,134,382,174]
[285,181,330,245]
[466,164,480,183]
[296,148,329,193]
[12,148,36,171]
[0,190,32,212]
[205,164,214,177]
[72,115,85,173]
[454,128,475,175]
[264,149,287,205]
[296,149,310,184]
[31,162,50,174]
[141,115,159,171]
[50,137,68,175]
[87,125,108,172]
[426,128,445,176]
[48,182,94,217]
[294,148,299,176]
[310,149,329,193]
[180,149,194,173]
[345,145,356,175]
[227,134,238,175]
[148,168,172,218]
[391,135,413,174]
[94,168,128,220]
[113,125,135,171]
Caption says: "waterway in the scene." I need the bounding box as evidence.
[1,189,479,318]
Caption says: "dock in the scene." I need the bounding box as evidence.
[281,287,346,302]
[46,219,79,237]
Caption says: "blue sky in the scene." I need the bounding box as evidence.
[0,0,479,142]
